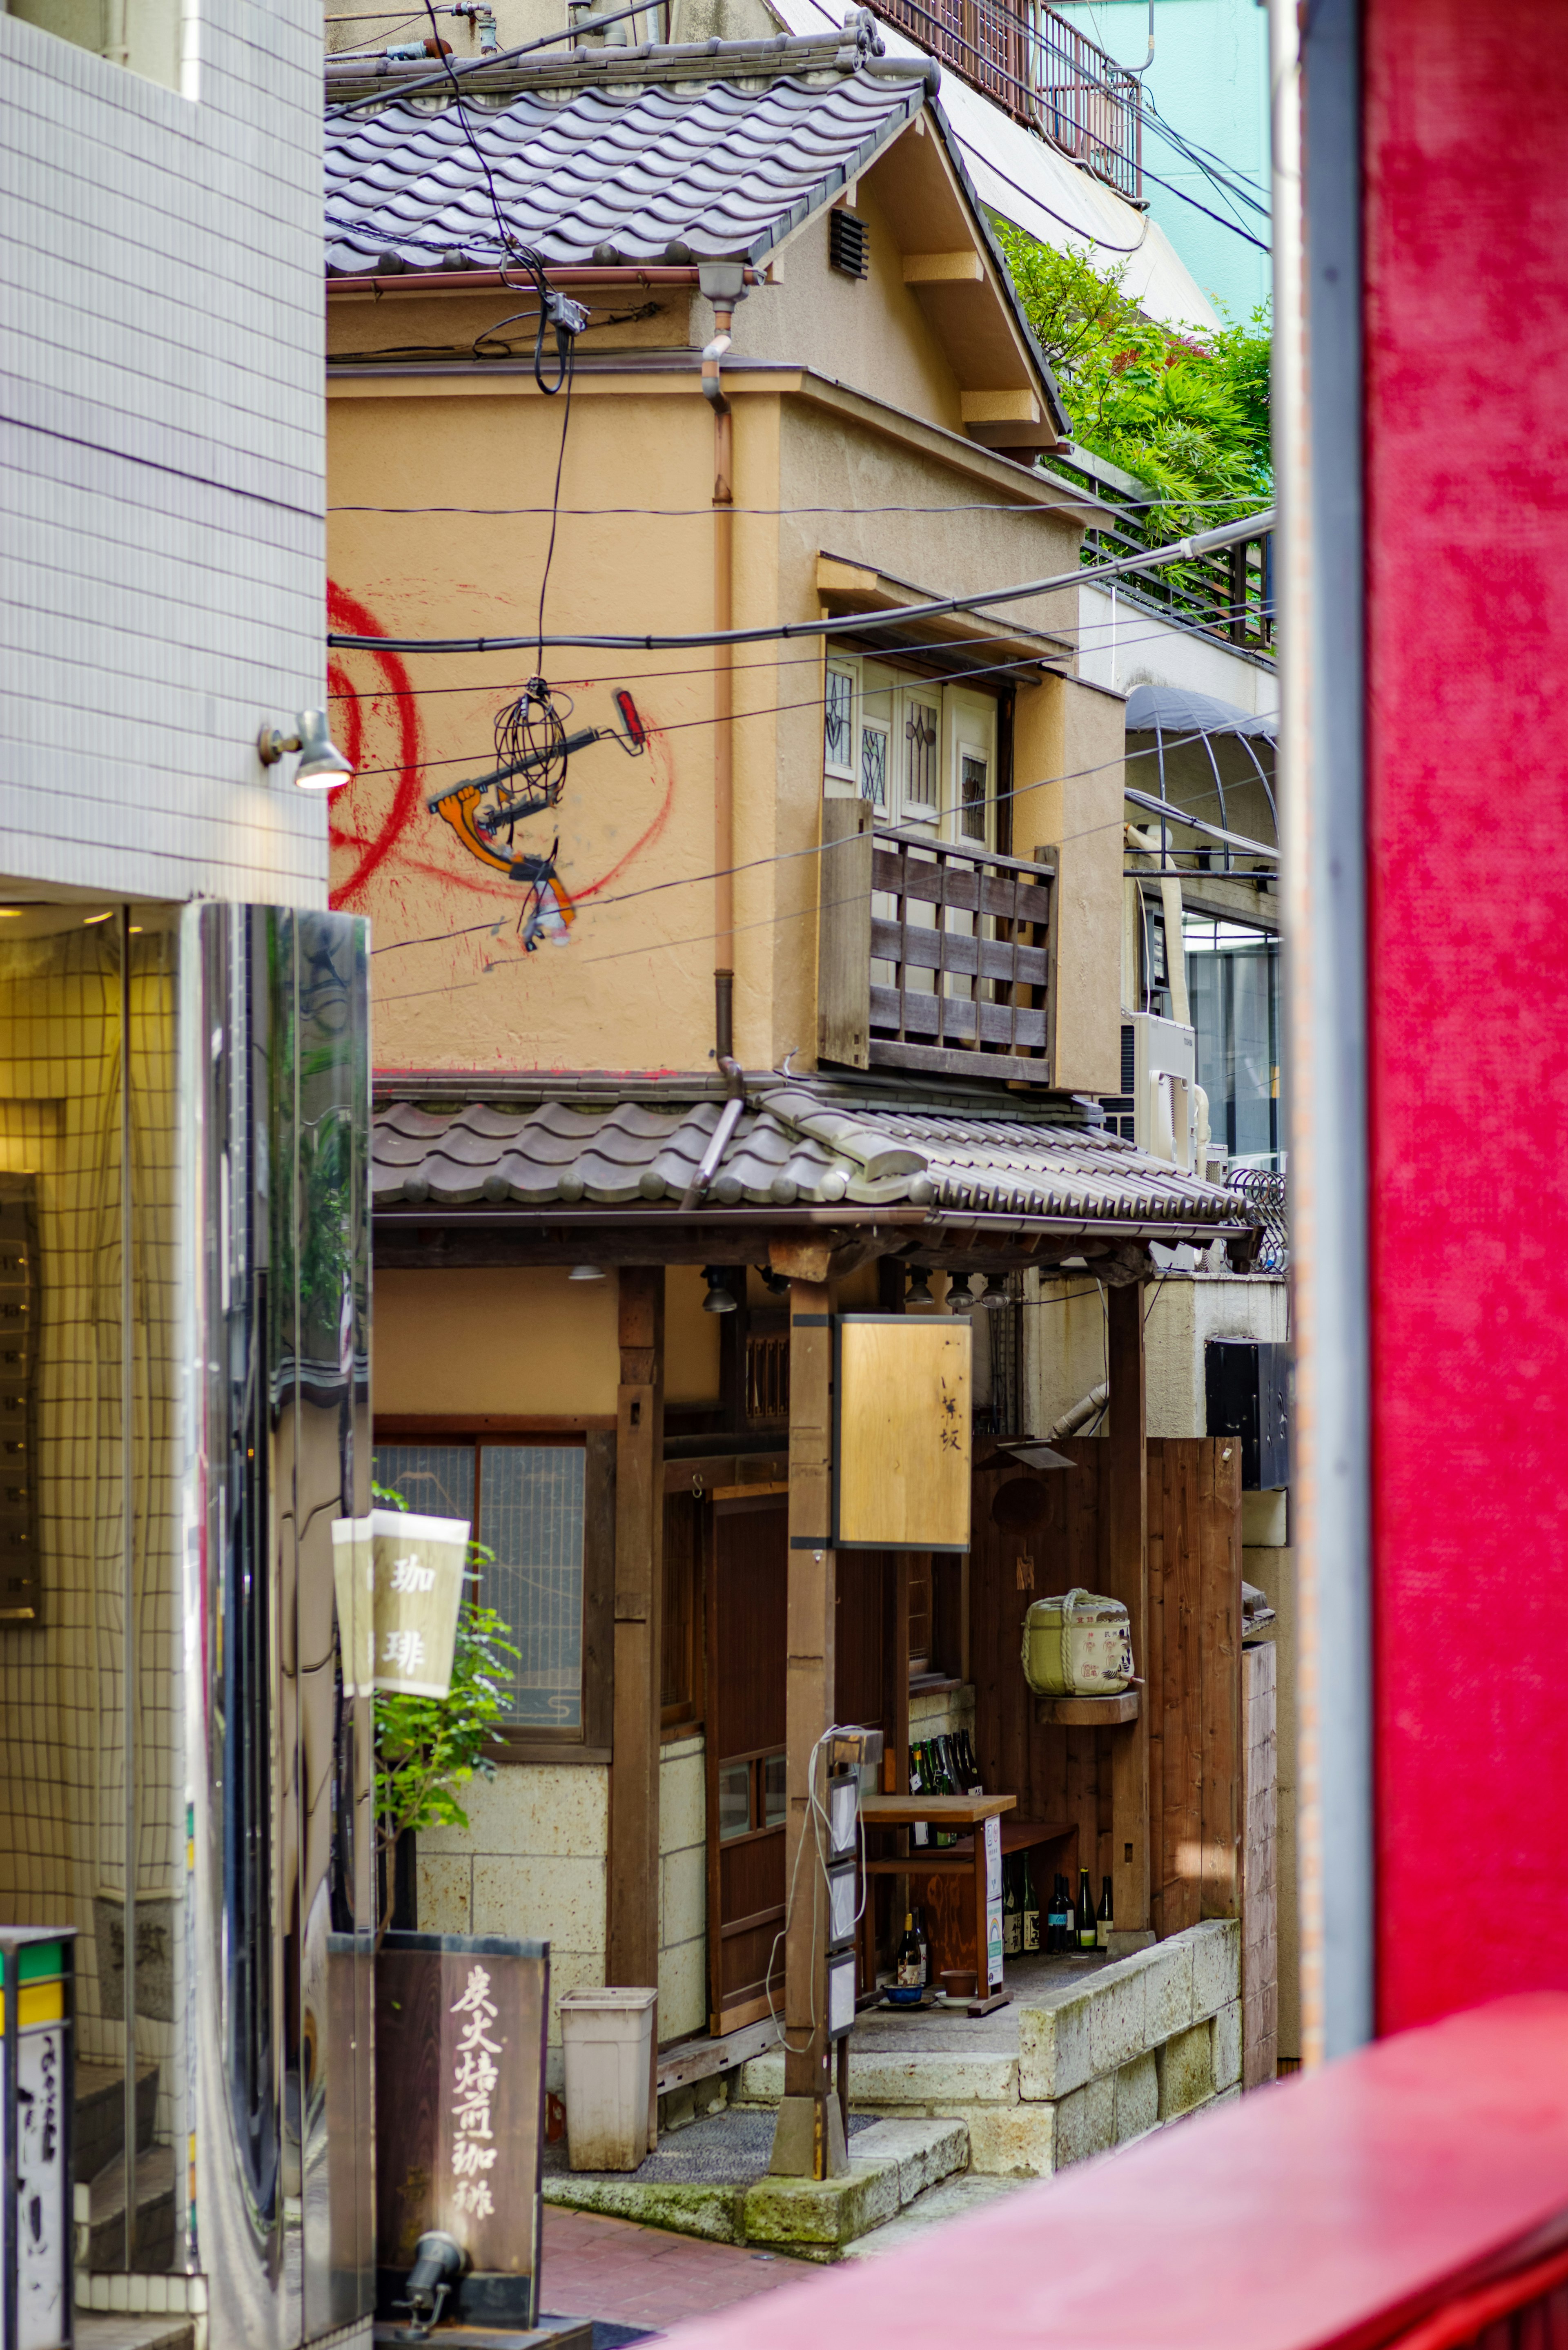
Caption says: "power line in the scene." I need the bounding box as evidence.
[327,494,1261,518]
[327,507,1274,658]
[336,602,1271,775]
[363,717,1274,965]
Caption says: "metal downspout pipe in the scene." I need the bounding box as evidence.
[700,263,747,1084]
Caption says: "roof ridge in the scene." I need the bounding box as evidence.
[323,20,931,104]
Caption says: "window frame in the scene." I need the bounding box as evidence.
[372,1416,615,1765]
[823,657,860,787]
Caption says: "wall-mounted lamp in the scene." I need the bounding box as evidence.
[567,1264,605,1282]
[904,1267,934,1308]
[977,1275,1011,1311]
[701,1266,738,1315]
[258,709,355,792]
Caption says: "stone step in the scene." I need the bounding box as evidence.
[841,2172,1032,2260]
[543,2115,970,2261]
[74,2063,159,2187]
[742,2118,971,2261]
[82,2142,177,2273]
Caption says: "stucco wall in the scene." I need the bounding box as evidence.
[1,7,328,905]
[372,1263,718,1416]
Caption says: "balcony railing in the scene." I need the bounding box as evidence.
[874,0,1143,201]
[1051,445,1276,656]
[817,802,1058,1086]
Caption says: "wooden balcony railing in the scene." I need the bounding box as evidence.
[817,802,1058,1086]
[873,0,1142,201]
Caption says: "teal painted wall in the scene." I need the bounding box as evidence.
[1053,0,1271,324]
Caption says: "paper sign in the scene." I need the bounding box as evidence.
[984,1815,1004,1989]
[370,1508,470,1697]
[331,1515,375,1695]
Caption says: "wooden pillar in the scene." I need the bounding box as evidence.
[607,1268,664,1998]
[768,1278,848,2179]
[1107,1280,1151,1941]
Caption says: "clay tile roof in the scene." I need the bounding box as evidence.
[372,1082,1258,1238]
[325,51,929,274]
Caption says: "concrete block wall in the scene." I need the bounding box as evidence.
[417,1765,609,2086]
[1,0,330,906]
[418,1738,708,2073]
[737,1918,1242,2178]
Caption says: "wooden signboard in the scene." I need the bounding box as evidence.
[375,1932,549,2330]
[833,1316,971,1552]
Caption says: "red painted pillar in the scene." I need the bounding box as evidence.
[1363,0,1568,2029]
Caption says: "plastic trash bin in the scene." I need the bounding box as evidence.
[559,1985,658,2171]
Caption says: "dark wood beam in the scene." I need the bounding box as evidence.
[608,1269,665,2041]
[1106,1281,1151,1941]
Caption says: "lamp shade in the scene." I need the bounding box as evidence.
[292,708,355,790]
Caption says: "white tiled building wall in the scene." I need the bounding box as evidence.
[1,0,330,907]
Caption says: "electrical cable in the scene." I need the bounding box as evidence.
[327,505,1274,656]
[331,593,1271,721]
[362,713,1274,960]
[326,0,660,112]
[341,595,1274,783]
[328,494,1262,518]
[763,1725,871,2059]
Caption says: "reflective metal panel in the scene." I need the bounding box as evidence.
[181,906,373,2350]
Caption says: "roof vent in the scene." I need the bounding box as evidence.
[829,208,869,280]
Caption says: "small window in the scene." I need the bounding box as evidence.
[860,718,889,809]
[960,749,989,842]
[718,1761,752,1841]
[762,1751,787,1828]
[375,1438,588,1733]
[823,663,857,780]
[903,695,940,815]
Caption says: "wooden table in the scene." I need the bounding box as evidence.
[860,1793,1020,2015]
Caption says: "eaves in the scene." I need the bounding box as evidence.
[325,355,1108,519]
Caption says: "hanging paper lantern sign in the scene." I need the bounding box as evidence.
[370,1508,471,1698]
[332,1514,376,1696]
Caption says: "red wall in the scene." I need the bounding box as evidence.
[1365,0,1568,2030]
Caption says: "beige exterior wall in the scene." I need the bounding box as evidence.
[373,1264,718,1415]
[1016,673,1125,1097]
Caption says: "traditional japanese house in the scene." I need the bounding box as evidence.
[323,16,1267,2180]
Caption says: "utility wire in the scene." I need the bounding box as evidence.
[329,592,1271,714]
[340,602,1271,779]
[363,717,1274,966]
[326,0,659,111]
[328,506,1274,657]
[328,494,1261,517]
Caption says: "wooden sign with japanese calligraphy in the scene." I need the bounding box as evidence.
[833,1315,972,1552]
[375,1932,550,2329]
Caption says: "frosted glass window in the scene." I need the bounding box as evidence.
[375,1444,474,1529]
[374,1442,586,1728]
[479,1445,585,1730]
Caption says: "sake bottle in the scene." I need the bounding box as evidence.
[1097,1875,1114,1951]
[1021,1857,1041,1955]
[909,1741,929,1850]
[1076,1866,1096,1951]
[891,1912,923,2005]
[1003,1857,1022,1957]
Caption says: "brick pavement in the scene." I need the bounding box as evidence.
[541,2204,824,2339]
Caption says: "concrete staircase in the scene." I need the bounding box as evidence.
[74,2062,176,2273]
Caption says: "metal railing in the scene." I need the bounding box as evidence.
[873,0,1142,200]
[1228,1165,1286,1272]
[1054,448,1277,654]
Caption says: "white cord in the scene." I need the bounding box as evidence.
[763,1724,874,2057]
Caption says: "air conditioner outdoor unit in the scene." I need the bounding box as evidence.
[1106,1013,1202,1172]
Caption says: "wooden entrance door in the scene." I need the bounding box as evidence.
[705,1493,788,2034]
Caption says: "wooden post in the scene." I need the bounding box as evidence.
[768,1279,847,2179]
[1106,1280,1151,1942]
[608,1269,665,2014]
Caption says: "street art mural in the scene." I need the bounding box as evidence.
[325,581,681,1067]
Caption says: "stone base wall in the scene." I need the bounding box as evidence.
[736,1918,1241,2178]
